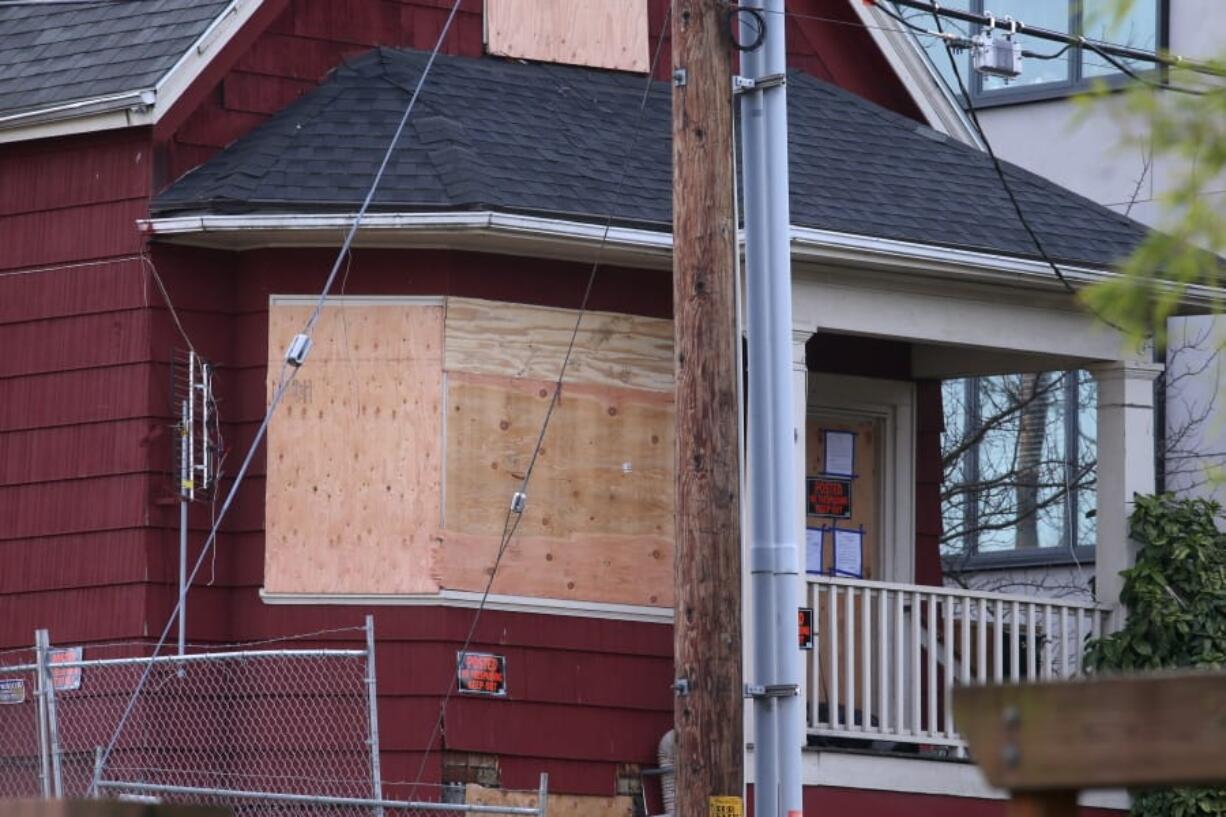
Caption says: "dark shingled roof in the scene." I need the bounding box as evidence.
[155,47,1151,269]
[0,0,230,116]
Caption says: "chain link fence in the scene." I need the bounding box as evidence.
[0,645,41,799]
[0,621,549,817]
[0,625,375,804]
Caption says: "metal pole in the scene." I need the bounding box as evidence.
[537,772,549,817]
[33,630,51,798]
[179,398,190,658]
[739,12,778,817]
[740,2,803,816]
[96,780,542,814]
[37,631,64,798]
[93,747,105,799]
[365,615,385,817]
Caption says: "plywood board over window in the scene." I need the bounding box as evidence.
[437,298,675,607]
[485,0,649,73]
[264,297,444,595]
[262,295,675,610]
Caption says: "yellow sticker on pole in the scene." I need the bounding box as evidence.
[709,796,743,817]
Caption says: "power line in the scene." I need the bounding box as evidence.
[404,1,676,796]
[914,6,1132,335]
[883,0,1226,80]
[87,0,465,795]
[923,8,1080,298]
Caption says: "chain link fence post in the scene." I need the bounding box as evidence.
[365,615,385,817]
[33,630,51,798]
[537,773,549,817]
[35,630,64,797]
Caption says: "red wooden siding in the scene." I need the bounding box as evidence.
[157,0,921,187]
[915,379,946,586]
[0,0,935,800]
[157,0,487,185]
[0,128,156,648]
[804,786,1122,816]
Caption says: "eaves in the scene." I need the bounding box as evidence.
[140,209,1226,311]
[0,0,261,146]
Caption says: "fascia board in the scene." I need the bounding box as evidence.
[140,211,1225,309]
[0,0,260,144]
[848,0,982,149]
[0,92,154,143]
[153,0,264,125]
[791,225,1224,309]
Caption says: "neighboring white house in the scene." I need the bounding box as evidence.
[854,0,1226,598]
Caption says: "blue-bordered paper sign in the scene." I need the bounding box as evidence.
[804,527,825,575]
[831,527,864,578]
[822,429,856,477]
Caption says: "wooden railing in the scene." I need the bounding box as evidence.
[806,575,1111,750]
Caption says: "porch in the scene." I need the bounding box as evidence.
[780,245,1168,759]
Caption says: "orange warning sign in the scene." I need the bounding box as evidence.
[798,608,814,651]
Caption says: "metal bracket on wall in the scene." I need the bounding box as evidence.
[743,683,800,699]
[732,73,786,94]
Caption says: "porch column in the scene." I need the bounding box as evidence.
[793,329,811,569]
[1089,360,1163,619]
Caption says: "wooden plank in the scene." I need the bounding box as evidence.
[264,301,444,595]
[484,0,649,73]
[954,671,1226,790]
[438,371,673,606]
[465,783,634,817]
[444,298,673,393]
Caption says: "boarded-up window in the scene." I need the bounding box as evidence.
[264,296,675,608]
[264,296,445,595]
[485,0,650,73]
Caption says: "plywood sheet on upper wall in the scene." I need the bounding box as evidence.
[485,0,649,73]
[264,298,444,595]
[444,298,673,392]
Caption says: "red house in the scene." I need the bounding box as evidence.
[2,2,1188,814]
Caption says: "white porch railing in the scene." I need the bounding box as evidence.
[806,575,1111,750]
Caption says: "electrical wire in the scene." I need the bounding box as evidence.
[1023,44,1073,62]
[87,0,465,795]
[1082,39,1209,97]
[926,11,1080,299]
[404,1,675,796]
[0,254,144,279]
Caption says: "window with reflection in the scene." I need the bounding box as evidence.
[941,371,1097,564]
[895,0,1161,104]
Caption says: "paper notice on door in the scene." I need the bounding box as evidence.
[832,528,864,578]
[823,429,855,477]
[805,527,824,574]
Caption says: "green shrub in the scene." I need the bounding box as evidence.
[1084,493,1226,816]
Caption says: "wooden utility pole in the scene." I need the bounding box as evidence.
[671,1,743,816]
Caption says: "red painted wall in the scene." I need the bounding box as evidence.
[0,128,158,645]
[155,0,921,188]
[806,786,1122,817]
[1,0,933,800]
